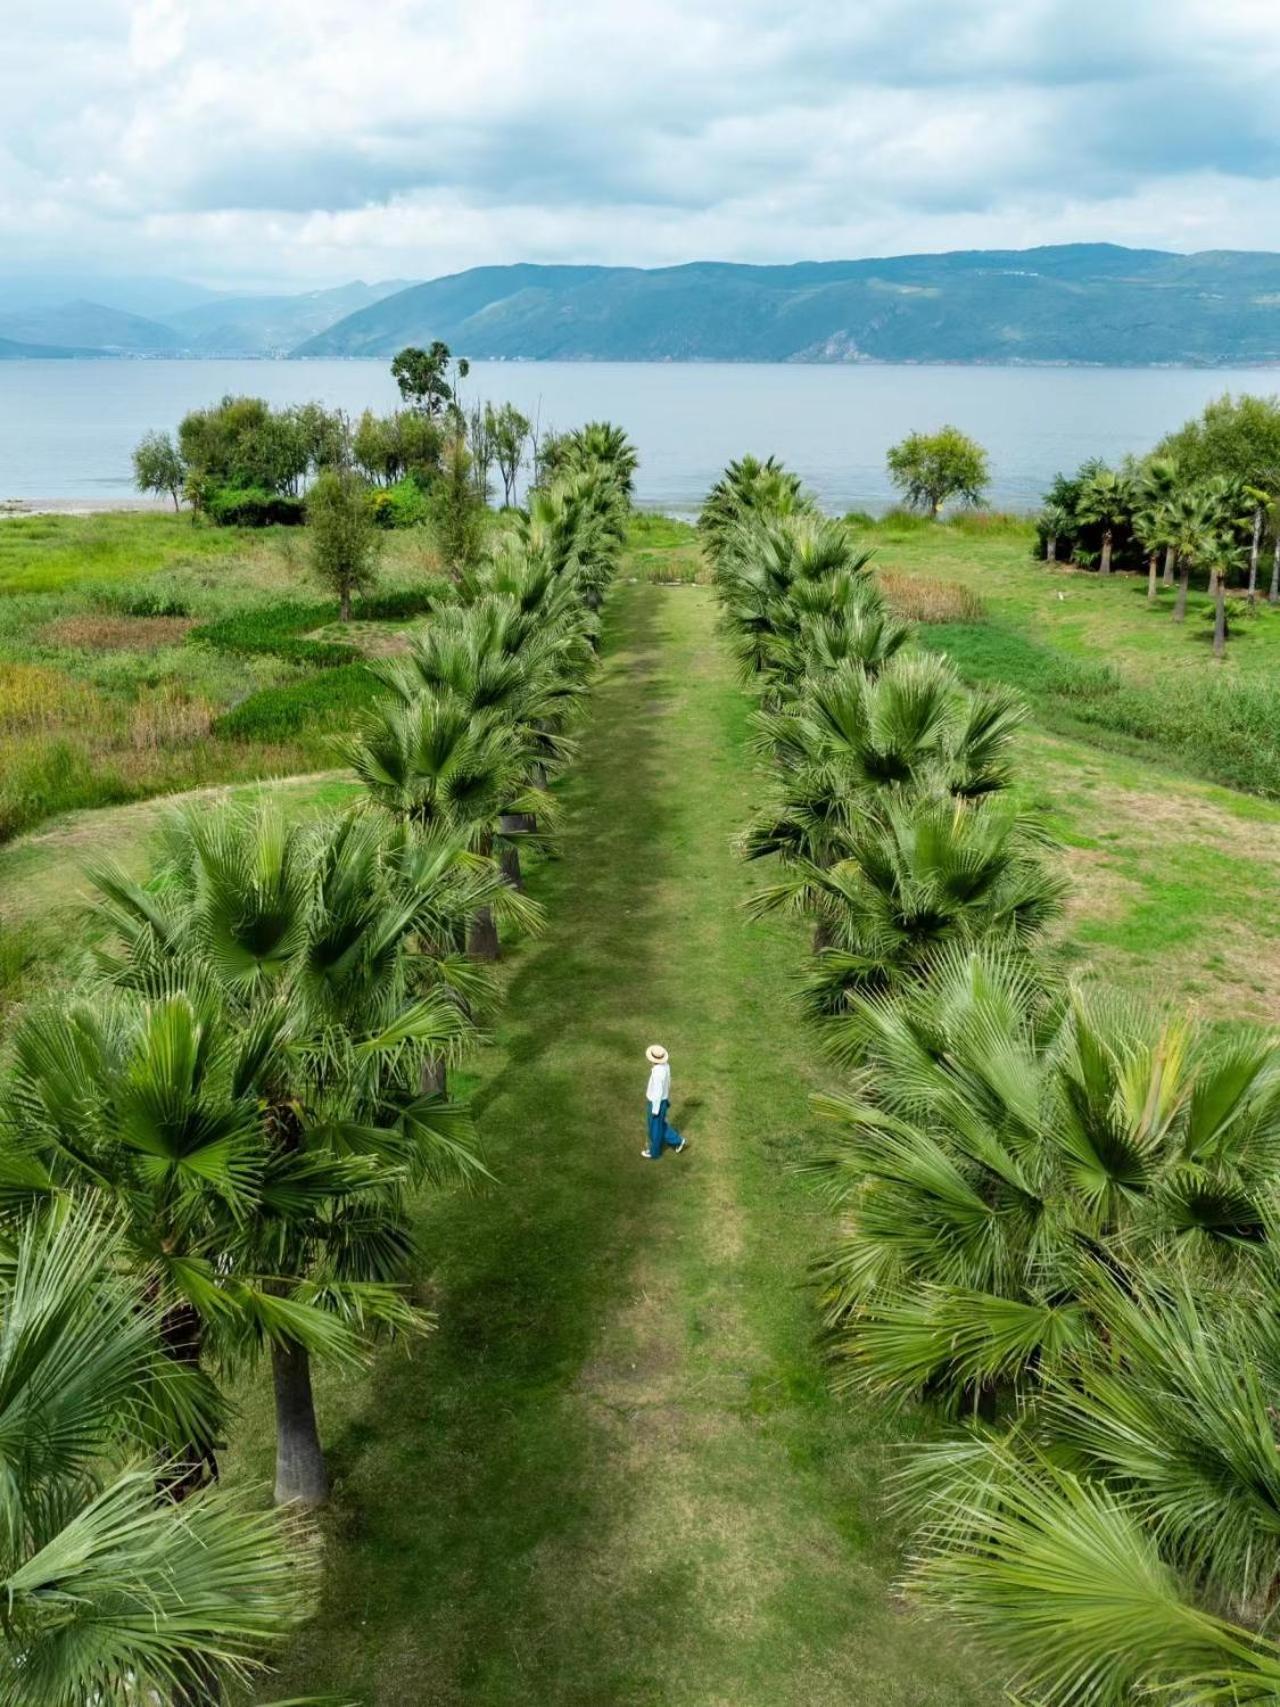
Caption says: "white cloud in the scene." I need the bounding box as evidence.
[2,0,1280,286]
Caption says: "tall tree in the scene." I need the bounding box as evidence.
[307,467,381,621]
[390,343,469,418]
[132,429,185,510]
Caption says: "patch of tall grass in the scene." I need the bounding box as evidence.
[924,619,1280,797]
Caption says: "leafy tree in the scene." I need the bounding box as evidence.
[391,342,469,418]
[4,983,351,1499]
[1131,455,1180,600]
[177,396,309,497]
[812,947,1280,1408]
[307,468,381,621]
[428,432,488,581]
[0,1205,315,1705]
[132,429,185,510]
[490,402,531,506]
[352,408,444,487]
[886,427,989,517]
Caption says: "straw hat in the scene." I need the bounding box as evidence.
[645,1043,668,1064]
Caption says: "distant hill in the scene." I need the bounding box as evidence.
[0,335,103,359]
[0,300,182,354]
[0,280,415,357]
[293,246,1280,366]
[163,280,413,355]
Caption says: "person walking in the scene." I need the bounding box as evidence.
[642,1043,686,1160]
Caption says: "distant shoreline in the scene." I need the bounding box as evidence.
[0,496,169,517]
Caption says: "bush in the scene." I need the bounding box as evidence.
[213,664,378,741]
[205,485,306,528]
[370,478,430,529]
[842,510,877,528]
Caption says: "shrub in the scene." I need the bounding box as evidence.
[205,485,306,528]
[213,664,378,741]
[189,602,354,667]
[370,478,430,529]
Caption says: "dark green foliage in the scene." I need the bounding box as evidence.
[190,602,354,666]
[213,664,379,741]
[205,485,306,527]
[190,587,439,666]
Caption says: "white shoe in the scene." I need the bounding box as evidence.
[641,1151,656,1160]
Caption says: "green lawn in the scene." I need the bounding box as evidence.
[226,581,995,1706]
[859,512,1280,676]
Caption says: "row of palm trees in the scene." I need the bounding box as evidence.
[0,433,634,1703]
[1040,455,1279,657]
[704,453,1280,1704]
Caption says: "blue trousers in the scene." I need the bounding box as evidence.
[646,1099,683,1159]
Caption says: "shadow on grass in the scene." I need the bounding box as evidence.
[268,587,693,1706]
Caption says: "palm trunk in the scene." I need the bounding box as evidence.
[271,1336,328,1507]
[1162,544,1175,586]
[1213,578,1227,658]
[1271,533,1280,605]
[1099,527,1113,575]
[340,586,352,622]
[1173,558,1190,622]
[468,905,499,960]
[1046,534,1057,564]
[1249,505,1263,606]
[498,811,532,892]
[159,1300,218,1499]
[1146,551,1158,602]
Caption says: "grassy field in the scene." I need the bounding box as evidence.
[0,511,450,842]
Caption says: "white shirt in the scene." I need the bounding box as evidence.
[646,1062,670,1112]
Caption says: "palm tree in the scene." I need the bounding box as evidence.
[1038,500,1071,565]
[0,1205,315,1705]
[340,695,545,959]
[376,596,582,888]
[750,793,1064,1023]
[1074,466,1136,576]
[539,420,639,503]
[810,947,1280,1412]
[1132,456,1180,602]
[83,804,494,1506]
[1166,486,1217,622]
[698,455,816,569]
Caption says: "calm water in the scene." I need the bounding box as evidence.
[2,358,1279,513]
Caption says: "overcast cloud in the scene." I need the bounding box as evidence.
[3,0,1280,289]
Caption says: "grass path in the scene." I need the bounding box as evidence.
[245,583,993,1706]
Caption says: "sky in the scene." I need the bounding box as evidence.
[3,0,1280,291]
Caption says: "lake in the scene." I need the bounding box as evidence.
[2,358,1278,513]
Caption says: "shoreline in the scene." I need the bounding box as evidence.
[0,496,170,517]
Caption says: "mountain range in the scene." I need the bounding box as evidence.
[4,246,1280,365]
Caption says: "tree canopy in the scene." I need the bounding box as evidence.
[885,426,989,516]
